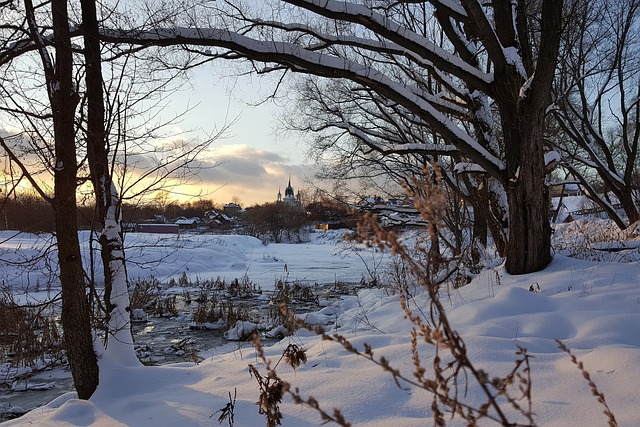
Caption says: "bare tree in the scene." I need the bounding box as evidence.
[243,201,308,243]
[99,0,563,274]
[552,0,640,228]
[0,0,101,398]
[80,0,140,366]
[287,74,507,257]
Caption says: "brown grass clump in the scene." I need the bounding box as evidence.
[249,337,350,427]
[0,290,63,368]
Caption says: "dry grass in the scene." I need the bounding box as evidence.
[245,165,618,426]
[0,291,63,368]
[556,340,618,427]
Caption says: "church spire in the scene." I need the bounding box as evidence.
[275,176,302,208]
[285,175,294,199]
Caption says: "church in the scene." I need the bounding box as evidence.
[277,177,302,207]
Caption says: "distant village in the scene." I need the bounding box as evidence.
[122,178,615,236]
[0,176,619,237]
[125,177,422,235]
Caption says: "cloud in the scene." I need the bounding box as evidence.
[164,144,313,206]
[0,125,313,207]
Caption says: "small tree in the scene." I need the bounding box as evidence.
[552,0,640,228]
[243,202,309,243]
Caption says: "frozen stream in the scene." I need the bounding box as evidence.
[0,281,364,421]
[0,230,391,421]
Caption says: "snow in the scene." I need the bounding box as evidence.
[453,162,486,174]
[2,226,640,426]
[101,181,139,367]
[544,150,561,166]
[519,74,534,99]
[503,46,527,77]
[0,230,378,291]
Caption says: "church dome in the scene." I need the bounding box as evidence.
[284,178,294,199]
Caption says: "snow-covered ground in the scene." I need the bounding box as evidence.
[0,229,386,292]
[2,223,640,426]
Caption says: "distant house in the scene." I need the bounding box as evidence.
[563,184,581,197]
[150,214,167,224]
[223,203,242,217]
[175,217,200,229]
[122,223,137,232]
[204,211,233,228]
[358,196,381,207]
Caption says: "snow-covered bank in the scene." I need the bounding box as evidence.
[4,250,640,426]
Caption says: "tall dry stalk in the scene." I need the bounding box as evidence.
[248,165,617,426]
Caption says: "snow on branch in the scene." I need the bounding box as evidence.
[283,0,492,90]
[454,162,486,174]
[255,19,471,114]
[330,119,459,156]
[381,142,460,155]
[99,26,505,178]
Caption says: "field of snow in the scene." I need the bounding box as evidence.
[0,229,387,292]
[2,222,640,426]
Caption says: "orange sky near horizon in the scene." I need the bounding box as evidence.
[0,65,315,208]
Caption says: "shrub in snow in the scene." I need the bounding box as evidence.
[264,325,288,339]
[301,311,335,326]
[131,308,147,321]
[224,321,258,341]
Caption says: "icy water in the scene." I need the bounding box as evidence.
[0,281,362,422]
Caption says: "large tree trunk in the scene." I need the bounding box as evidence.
[47,0,99,398]
[499,0,562,274]
[498,73,553,274]
[504,111,552,274]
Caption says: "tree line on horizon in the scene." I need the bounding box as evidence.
[0,190,353,237]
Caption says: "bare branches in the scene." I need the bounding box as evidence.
[97,16,506,180]
[0,136,51,204]
[551,0,640,227]
[285,0,492,91]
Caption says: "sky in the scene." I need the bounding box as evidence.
[0,60,315,209]
[152,65,314,208]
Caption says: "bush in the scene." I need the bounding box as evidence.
[0,292,63,368]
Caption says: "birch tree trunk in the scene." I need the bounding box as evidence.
[81,0,138,366]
